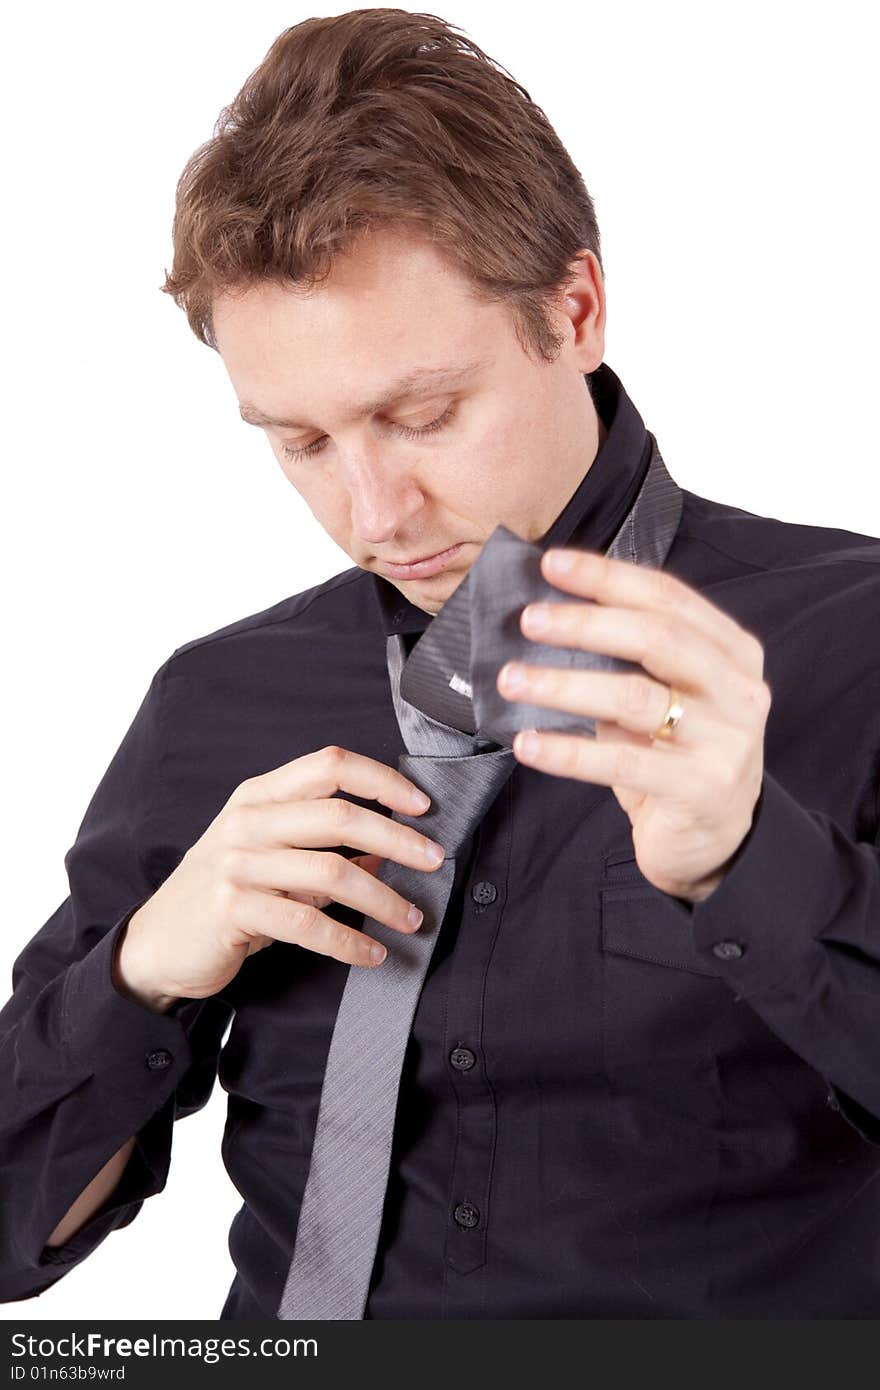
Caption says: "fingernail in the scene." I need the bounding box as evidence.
[545,549,574,574]
[500,662,527,689]
[408,904,424,929]
[425,841,445,865]
[515,730,540,758]
[522,604,550,633]
[371,942,387,964]
[410,789,431,811]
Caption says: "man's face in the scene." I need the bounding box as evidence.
[213,228,606,616]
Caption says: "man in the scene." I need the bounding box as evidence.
[1,10,879,1319]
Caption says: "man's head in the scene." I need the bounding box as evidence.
[161,9,607,614]
[212,227,605,614]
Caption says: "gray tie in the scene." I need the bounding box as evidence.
[277,435,682,1320]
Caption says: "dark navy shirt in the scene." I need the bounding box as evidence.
[2,362,880,1318]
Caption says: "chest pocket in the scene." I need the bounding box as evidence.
[601,880,718,978]
[599,855,732,1126]
[600,849,718,967]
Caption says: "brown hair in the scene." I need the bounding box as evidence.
[160,8,603,363]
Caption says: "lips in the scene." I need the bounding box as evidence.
[392,547,450,565]
[377,543,464,579]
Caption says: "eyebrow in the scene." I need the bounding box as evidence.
[238,357,492,430]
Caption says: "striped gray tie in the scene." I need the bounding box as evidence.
[277,635,515,1320]
[277,435,682,1320]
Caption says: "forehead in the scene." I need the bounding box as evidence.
[212,235,512,416]
[213,228,489,346]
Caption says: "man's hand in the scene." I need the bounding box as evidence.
[496,547,772,903]
[118,746,447,1002]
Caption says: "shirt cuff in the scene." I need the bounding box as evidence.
[36,907,194,1268]
[648,769,880,1142]
[61,904,193,1073]
[652,770,869,994]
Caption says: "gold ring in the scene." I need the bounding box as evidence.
[651,685,685,741]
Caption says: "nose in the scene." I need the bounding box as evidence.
[343,448,426,546]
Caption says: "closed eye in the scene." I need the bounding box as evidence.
[280,402,457,462]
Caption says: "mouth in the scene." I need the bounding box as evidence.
[376,543,465,579]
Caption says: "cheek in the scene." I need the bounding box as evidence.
[443,423,509,504]
[277,461,348,532]
[457,429,533,515]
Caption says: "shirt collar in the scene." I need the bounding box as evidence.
[369,360,653,637]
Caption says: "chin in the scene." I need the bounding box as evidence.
[404,567,467,610]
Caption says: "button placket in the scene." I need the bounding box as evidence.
[439,789,514,1284]
[441,805,510,1282]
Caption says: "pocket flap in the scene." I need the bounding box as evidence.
[600,885,719,978]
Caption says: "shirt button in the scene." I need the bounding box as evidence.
[450,1047,476,1071]
[393,607,407,624]
[453,1201,480,1229]
[146,1048,173,1071]
[712,940,745,961]
[471,880,497,905]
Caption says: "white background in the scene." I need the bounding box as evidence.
[2,0,878,1321]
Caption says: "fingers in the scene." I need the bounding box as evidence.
[498,663,712,744]
[539,549,764,675]
[215,748,448,970]
[239,888,393,970]
[229,744,433,818]
[236,846,424,941]
[353,852,383,875]
[521,603,725,700]
[308,852,382,906]
[230,797,447,873]
[514,603,769,728]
